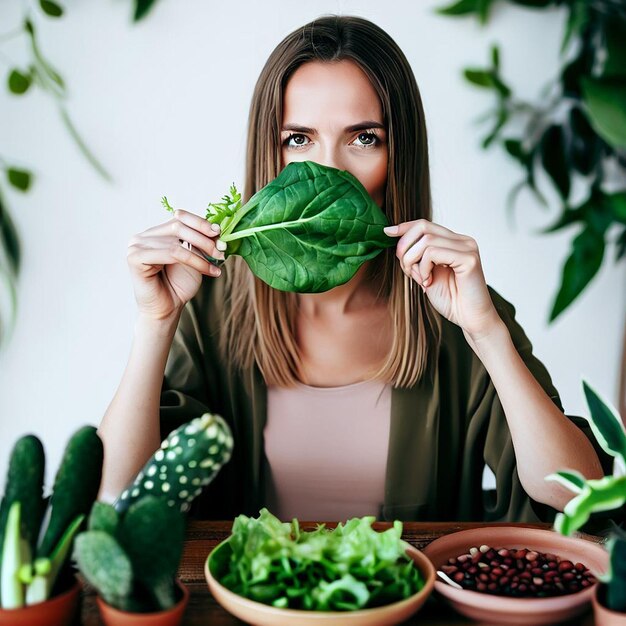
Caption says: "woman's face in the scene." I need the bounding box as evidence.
[280,60,388,208]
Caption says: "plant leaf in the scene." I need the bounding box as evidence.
[561,0,588,55]
[602,19,626,79]
[569,106,602,175]
[7,168,32,192]
[581,78,626,149]
[133,0,160,21]
[211,161,395,293]
[555,476,626,536]
[545,470,587,494]
[605,535,626,611]
[8,69,32,95]
[582,379,626,465]
[540,125,570,200]
[549,226,604,321]
[0,194,21,275]
[436,0,481,17]
[464,68,495,88]
[605,191,626,225]
[39,0,64,17]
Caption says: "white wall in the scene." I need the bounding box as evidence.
[1,0,624,487]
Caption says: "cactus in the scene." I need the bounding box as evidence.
[74,498,185,612]
[75,413,233,613]
[0,427,103,609]
[115,413,233,514]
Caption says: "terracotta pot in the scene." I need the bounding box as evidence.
[593,583,626,626]
[96,579,189,626]
[0,577,81,626]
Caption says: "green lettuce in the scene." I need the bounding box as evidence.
[213,508,423,611]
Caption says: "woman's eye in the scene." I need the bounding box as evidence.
[353,132,379,147]
[284,134,309,149]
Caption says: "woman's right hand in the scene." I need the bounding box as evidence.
[127,208,226,322]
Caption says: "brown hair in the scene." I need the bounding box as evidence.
[221,14,441,387]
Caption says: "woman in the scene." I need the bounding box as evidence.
[98,15,607,522]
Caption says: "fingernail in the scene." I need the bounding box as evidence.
[384,225,398,235]
[216,239,227,251]
[210,223,221,233]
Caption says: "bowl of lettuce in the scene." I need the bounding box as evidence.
[204,509,435,626]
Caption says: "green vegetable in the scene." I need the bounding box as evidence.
[210,509,423,611]
[37,426,103,559]
[164,160,396,293]
[0,435,46,578]
[114,413,233,515]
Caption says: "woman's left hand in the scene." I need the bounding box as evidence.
[384,219,502,340]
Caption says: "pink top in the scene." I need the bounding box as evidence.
[263,379,391,521]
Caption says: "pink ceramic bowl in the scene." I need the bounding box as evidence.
[423,526,609,626]
[205,539,435,626]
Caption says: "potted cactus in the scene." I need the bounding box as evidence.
[0,426,103,626]
[74,412,233,625]
[545,380,626,626]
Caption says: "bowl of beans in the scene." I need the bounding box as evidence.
[422,526,609,625]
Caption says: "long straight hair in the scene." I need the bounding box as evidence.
[221,15,441,387]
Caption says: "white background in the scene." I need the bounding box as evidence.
[0,0,624,488]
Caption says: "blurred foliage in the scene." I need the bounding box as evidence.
[0,1,126,348]
[437,0,626,321]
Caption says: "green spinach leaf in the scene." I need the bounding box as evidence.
[166,161,395,293]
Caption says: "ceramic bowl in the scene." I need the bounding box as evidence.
[205,539,435,626]
[423,526,609,626]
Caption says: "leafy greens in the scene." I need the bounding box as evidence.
[163,160,395,293]
[211,508,423,611]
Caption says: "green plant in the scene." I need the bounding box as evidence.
[1,1,112,348]
[545,380,626,612]
[212,508,423,610]
[114,412,234,515]
[74,497,185,612]
[75,413,234,612]
[0,426,103,608]
[163,160,395,293]
[437,0,626,321]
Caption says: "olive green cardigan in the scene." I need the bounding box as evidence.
[159,276,611,523]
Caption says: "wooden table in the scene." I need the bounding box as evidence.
[79,520,604,625]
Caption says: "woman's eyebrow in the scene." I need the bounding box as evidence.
[281,121,385,133]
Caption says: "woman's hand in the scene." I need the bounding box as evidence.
[127,208,225,322]
[384,219,502,341]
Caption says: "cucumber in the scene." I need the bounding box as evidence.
[114,413,233,514]
[0,434,46,605]
[36,426,103,558]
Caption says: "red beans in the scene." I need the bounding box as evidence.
[440,545,596,598]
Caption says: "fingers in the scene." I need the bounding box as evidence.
[386,219,478,284]
[130,210,226,261]
[400,234,474,283]
[416,246,480,288]
[127,238,222,277]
